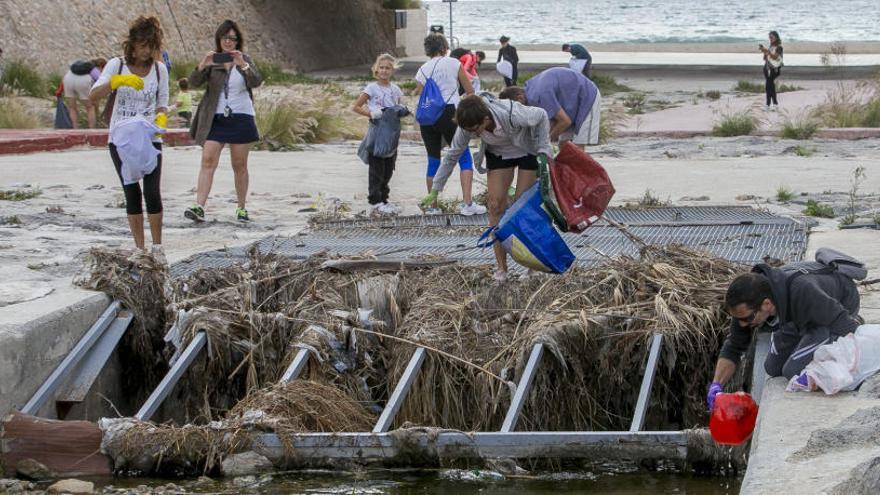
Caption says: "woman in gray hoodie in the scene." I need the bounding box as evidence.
[422,94,552,281]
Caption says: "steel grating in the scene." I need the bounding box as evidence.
[170,206,808,278]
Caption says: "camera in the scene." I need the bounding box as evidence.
[212,52,233,64]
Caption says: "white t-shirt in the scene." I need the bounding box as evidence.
[362,82,403,113]
[215,67,255,116]
[94,57,169,142]
[415,56,462,107]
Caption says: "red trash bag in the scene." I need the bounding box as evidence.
[710,392,759,445]
[548,141,615,233]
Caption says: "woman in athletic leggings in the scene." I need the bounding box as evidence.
[90,16,169,258]
[414,34,486,216]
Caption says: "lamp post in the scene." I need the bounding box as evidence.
[442,0,457,46]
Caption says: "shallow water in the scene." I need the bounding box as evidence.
[101,469,742,494]
[424,0,880,45]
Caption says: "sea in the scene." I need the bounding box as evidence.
[423,0,880,45]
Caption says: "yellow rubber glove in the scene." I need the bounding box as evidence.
[154,112,168,129]
[110,74,144,91]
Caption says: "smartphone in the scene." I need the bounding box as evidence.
[212,52,233,64]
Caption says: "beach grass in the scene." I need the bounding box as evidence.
[622,92,646,114]
[803,199,835,218]
[0,98,40,129]
[0,187,42,201]
[169,58,198,83]
[793,145,817,157]
[256,60,319,85]
[780,113,820,139]
[775,186,795,202]
[812,83,880,128]
[382,0,421,7]
[591,72,632,94]
[704,90,721,100]
[255,95,357,150]
[712,109,756,137]
[0,60,47,97]
[734,80,803,94]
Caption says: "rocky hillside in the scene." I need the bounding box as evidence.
[0,0,395,73]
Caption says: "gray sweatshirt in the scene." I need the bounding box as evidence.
[719,262,861,364]
[431,94,552,193]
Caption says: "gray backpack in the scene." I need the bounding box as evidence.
[784,248,867,294]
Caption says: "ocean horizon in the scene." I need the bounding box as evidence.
[423,0,880,45]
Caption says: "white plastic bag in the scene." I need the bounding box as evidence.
[788,325,880,395]
[568,57,588,74]
[496,59,513,79]
[109,117,163,185]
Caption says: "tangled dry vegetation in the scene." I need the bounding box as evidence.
[85,242,749,473]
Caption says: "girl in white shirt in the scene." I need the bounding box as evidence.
[89,16,169,259]
[352,53,405,215]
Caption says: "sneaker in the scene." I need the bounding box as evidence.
[150,245,167,265]
[460,202,487,216]
[384,202,402,214]
[423,207,442,216]
[235,207,250,223]
[184,205,205,222]
[493,270,509,283]
[378,202,398,215]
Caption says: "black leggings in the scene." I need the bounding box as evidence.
[763,65,781,106]
[419,104,458,159]
[109,142,163,215]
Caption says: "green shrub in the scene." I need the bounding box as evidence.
[627,189,668,208]
[1,60,45,97]
[591,72,632,94]
[793,145,816,157]
[705,90,721,100]
[0,187,42,201]
[255,60,316,85]
[169,58,198,83]
[712,110,755,137]
[775,186,795,202]
[812,84,880,128]
[780,114,819,139]
[383,0,421,8]
[622,92,646,114]
[0,98,40,128]
[45,73,62,96]
[778,83,804,93]
[255,97,355,150]
[734,80,764,93]
[803,199,835,218]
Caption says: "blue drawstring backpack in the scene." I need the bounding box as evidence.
[415,60,452,126]
[478,183,575,274]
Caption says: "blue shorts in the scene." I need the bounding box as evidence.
[427,148,473,177]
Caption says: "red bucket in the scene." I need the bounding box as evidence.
[709,392,758,445]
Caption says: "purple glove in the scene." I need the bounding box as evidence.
[707,382,723,412]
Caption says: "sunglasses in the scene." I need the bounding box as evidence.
[734,311,758,324]
[222,36,239,42]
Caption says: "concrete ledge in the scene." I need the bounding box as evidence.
[0,288,110,418]
[0,129,194,155]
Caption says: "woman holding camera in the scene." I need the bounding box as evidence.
[186,19,262,223]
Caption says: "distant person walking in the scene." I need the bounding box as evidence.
[451,48,485,93]
[760,31,784,110]
[63,57,107,128]
[562,43,592,79]
[174,78,193,126]
[186,19,263,223]
[414,33,485,216]
[352,53,407,215]
[500,67,601,146]
[89,16,169,257]
[497,35,519,87]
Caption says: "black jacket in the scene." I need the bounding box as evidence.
[719,262,861,364]
[498,45,519,67]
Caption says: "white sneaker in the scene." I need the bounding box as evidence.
[423,207,442,216]
[459,202,487,216]
[150,245,167,265]
[493,270,509,282]
[377,203,397,215]
[385,202,402,214]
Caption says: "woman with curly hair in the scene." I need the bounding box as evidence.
[90,16,169,259]
[185,19,263,223]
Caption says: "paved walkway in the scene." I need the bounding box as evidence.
[0,129,193,155]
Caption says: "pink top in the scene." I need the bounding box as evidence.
[459,52,478,80]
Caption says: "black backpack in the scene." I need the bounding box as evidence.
[70,60,95,76]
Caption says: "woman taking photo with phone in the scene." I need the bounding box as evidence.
[186,19,262,223]
[760,31,784,111]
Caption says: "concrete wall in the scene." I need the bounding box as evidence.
[395,9,428,57]
[0,0,395,73]
[0,289,110,418]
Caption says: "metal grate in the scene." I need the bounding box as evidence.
[171,207,807,277]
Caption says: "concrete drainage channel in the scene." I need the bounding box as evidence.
[1,206,806,490]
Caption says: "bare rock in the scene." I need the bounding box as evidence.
[15,458,52,480]
[830,456,880,494]
[48,478,94,494]
[859,373,880,398]
[220,451,273,477]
